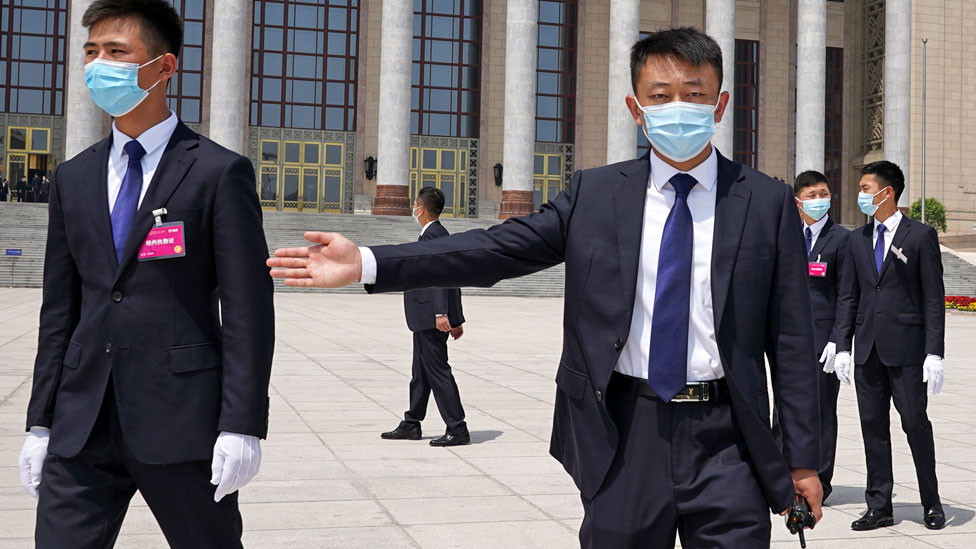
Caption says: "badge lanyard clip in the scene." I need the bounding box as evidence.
[152,208,167,227]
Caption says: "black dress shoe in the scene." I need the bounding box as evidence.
[925,503,947,530]
[851,508,894,531]
[381,425,421,440]
[430,432,470,447]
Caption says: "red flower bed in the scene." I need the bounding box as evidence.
[946,296,976,311]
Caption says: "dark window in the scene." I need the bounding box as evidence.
[0,0,67,115]
[733,39,759,168]
[165,0,205,123]
[536,0,576,143]
[825,46,843,218]
[251,0,358,130]
[411,0,481,137]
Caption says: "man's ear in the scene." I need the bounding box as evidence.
[713,90,731,124]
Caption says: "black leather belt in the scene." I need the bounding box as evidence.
[615,373,726,403]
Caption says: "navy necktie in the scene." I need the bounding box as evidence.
[874,223,887,276]
[805,227,813,257]
[111,140,146,263]
[647,173,697,402]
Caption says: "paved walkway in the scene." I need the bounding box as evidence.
[1,289,975,548]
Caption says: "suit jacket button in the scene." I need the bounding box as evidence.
[111,291,123,303]
[614,338,624,350]
[876,286,881,292]
[595,390,603,402]
[105,343,112,354]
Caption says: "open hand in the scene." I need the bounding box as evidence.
[268,232,362,288]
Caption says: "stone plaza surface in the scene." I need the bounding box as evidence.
[0,289,975,548]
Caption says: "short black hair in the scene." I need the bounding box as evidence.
[82,0,183,57]
[417,187,445,217]
[630,27,723,93]
[793,170,830,196]
[862,160,905,202]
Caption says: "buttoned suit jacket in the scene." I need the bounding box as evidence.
[26,121,276,464]
[403,220,464,332]
[834,216,945,366]
[365,150,820,513]
[807,218,852,351]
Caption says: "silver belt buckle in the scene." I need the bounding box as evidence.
[672,382,709,403]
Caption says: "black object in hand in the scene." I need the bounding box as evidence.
[785,494,816,548]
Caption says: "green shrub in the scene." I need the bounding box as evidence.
[909,197,947,233]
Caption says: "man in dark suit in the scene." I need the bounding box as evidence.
[381,187,469,447]
[269,28,822,547]
[0,178,9,201]
[40,175,51,203]
[31,173,42,202]
[16,2,275,547]
[834,160,946,531]
[792,170,850,504]
[16,176,27,202]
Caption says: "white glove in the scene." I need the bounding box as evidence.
[18,427,50,498]
[922,355,944,395]
[820,342,837,373]
[210,431,261,503]
[834,352,852,385]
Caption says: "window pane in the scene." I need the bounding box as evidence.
[304,144,320,164]
[9,129,27,150]
[262,141,279,162]
[284,143,301,163]
[325,145,342,165]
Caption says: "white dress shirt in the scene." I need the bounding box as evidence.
[107,111,178,213]
[872,209,903,262]
[614,148,723,381]
[804,214,830,255]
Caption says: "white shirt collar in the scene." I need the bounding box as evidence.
[649,146,718,192]
[874,209,903,234]
[804,214,830,239]
[420,219,437,237]
[111,110,178,161]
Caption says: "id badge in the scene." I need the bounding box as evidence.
[808,262,827,277]
[138,222,186,261]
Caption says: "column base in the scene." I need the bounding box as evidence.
[498,190,535,220]
[372,185,411,216]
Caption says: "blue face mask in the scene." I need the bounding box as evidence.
[84,55,163,117]
[412,206,422,225]
[637,99,719,162]
[799,197,831,221]
[857,188,889,217]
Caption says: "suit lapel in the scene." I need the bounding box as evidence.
[613,153,651,309]
[809,218,834,261]
[710,153,750,333]
[879,217,912,281]
[84,137,118,271]
[114,123,198,280]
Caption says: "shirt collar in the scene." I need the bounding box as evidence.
[649,146,718,192]
[805,214,830,238]
[420,219,437,237]
[111,110,178,160]
[874,209,903,234]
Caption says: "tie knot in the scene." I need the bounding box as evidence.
[123,140,146,164]
[877,223,886,234]
[669,173,697,197]
[806,227,813,237]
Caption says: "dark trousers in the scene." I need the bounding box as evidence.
[855,347,940,513]
[579,373,770,548]
[35,380,243,549]
[818,368,840,500]
[403,329,467,435]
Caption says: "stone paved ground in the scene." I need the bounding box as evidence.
[1,289,975,548]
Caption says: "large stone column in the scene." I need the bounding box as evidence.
[372,0,413,216]
[706,0,735,156]
[606,0,640,164]
[884,0,911,207]
[207,0,249,155]
[64,0,104,160]
[794,0,826,176]
[498,0,538,219]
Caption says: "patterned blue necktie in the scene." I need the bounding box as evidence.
[805,227,813,257]
[647,173,697,401]
[874,223,887,276]
[111,140,146,263]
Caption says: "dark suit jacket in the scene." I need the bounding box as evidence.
[835,216,945,366]
[26,121,275,465]
[366,151,820,512]
[403,220,464,332]
[807,218,851,351]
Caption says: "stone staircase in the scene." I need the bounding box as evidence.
[5,202,976,299]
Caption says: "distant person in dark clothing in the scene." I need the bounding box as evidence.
[17,177,27,202]
[40,176,51,203]
[0,179,9,202]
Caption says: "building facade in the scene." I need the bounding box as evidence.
[2,0,974,231]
